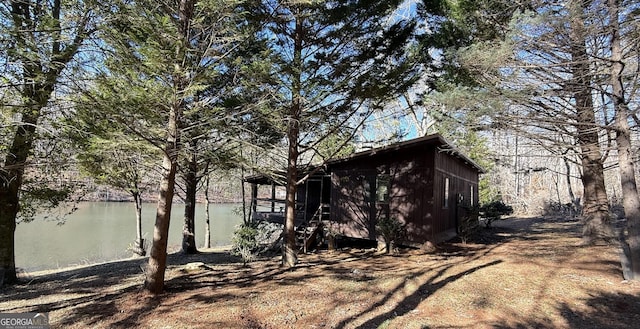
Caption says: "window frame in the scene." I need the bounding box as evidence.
[443,177,450,208]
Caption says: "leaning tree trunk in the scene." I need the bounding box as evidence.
[608,0,640,280]
[144,105,179,294]
[0,128,30,286]
[181,144,198,254]
[0,116,37,285]
[568,0,613,245]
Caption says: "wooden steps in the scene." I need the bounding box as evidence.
[296,220,324,253]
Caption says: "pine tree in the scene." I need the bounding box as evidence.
[73,129,159,256]
[417,0,620,243]
[254,0,419,267]
[78,0,255,293]
[0,0,97,286]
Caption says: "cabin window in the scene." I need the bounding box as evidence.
[376,175,390,203]
[470,185,474,206]
[363,178,371,200]
[443,177,450,208]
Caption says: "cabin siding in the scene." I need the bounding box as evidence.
[387,147,435,244]
[331,168,377,239]
[329,143,480,245]
[330,146,442,244]
[433,150,480,240]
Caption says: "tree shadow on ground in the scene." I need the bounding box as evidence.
[0,257,147,311]
[332,257,503,329]
[0,250,243,325]
[3,215,625,328]
[465,216,583,246]
[491,291,640,329]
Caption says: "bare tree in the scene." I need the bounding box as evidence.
[607,0,640,280]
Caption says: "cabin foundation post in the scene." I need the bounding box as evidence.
[250,183,258,222]
[270,183,276,213]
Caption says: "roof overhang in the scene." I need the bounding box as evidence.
[326,133,485,173]
[244,134,485,185]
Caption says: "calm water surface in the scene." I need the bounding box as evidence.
[15,202,243,271]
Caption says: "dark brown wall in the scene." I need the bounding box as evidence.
[329,145,436,243]
[329,144,480,245]
[331,168,377,239]
[433,151,480,238]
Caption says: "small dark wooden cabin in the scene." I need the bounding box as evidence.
[245,134,484,247]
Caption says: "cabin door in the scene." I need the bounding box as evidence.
[305,179,322,221]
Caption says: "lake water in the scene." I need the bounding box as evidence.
[15,202,243,271]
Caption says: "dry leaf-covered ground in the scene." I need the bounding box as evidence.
[1,216,639,328]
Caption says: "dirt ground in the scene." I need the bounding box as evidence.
[1,216,639,329]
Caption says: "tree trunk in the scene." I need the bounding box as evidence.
[282,9,304,268]
[0,178,19,286]
[181,144,198,254]
[283,153,299,267]
[0,114,37,285]
[203,175,211,249]
[144,0,193,292]
[568,0,612,245]
[608,0,640,280]
[0,0,89,287]
[132,191,146,256]
[241,165,248,224]
[0,88,50,285]
[144,105,179,294]
[563,156,580,215]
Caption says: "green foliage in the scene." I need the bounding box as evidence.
[376,217,406,254]
[76,133,158,190]
[479,176,499,205]
[255,0,420,159]
[315,131,357,160]
[231,222,261,265]
[418,0,520,88]
[480,200,513,228]
[17,186,74,224]
[75,0,277,181]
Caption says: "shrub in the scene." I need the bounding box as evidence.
[231,222,261,265]
[376,217,405,254]
[480,200,513,228]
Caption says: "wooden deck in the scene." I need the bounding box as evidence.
[252,211,308,227]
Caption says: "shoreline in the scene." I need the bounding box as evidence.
[19,245,233,279]
[15,202,242,277]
